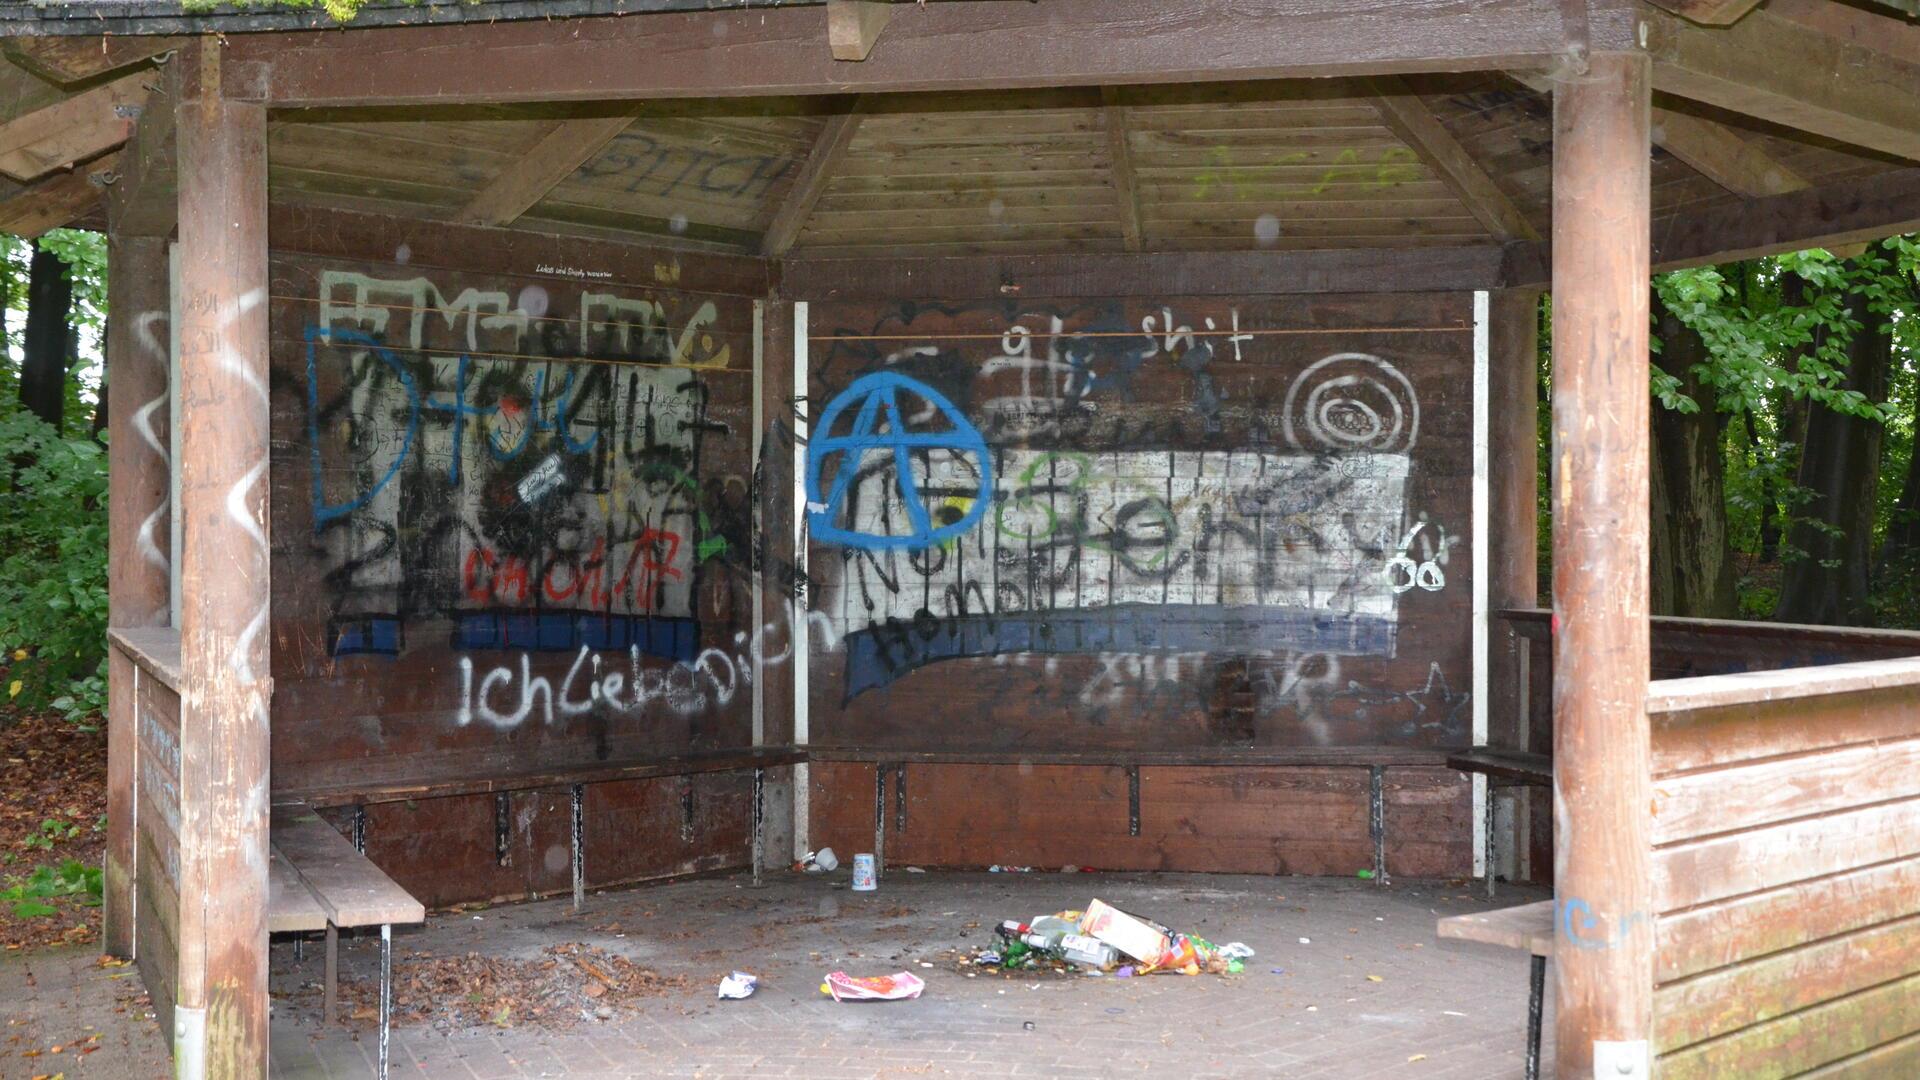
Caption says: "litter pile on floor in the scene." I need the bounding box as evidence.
[334,942,691,1030]
[963,898,1253,977]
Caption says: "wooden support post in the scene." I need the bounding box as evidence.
[173,37,271,1080]
[1550,52,1654,1080]
[103,230,172,960]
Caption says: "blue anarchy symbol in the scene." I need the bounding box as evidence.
[807,371,992,551]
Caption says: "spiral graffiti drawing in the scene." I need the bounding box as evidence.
[1282,352,1419,453]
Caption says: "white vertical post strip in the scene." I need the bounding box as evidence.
[1471,289,1491,879]
[751,300,766,748]
[792,301,812,859]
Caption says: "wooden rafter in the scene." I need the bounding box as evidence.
[1645,5,1920,163]
[1367,76,1538,241]
[0,70,148,183]
[827,0,893,62]
[1100,87,1143,253]
[1508,70,1807,200]
[1643,0,1765,26]
[457,115,635,227]
[761,103,864,257]
[0,152,119,237]
[1650,108,1806,198]
[3,34,184,86]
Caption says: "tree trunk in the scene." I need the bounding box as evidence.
[1746,410,1779,564]
[1650,289,1739,618]
[1774,263,1892,626]
[20,244,73,430]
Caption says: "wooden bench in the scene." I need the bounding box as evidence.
[1446,747,1553,898]
[271,805,425,1080]
[1437,900,1553,1080]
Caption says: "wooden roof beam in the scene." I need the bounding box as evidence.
[457,115,635,227]
[1100,87,1143,253]
[1367,76,1538,241]
[3,34,184,86]
[235,0,1639,108]
[1643,0,1764,27]
[1649,107,1806,198]
[0,152,120,238]
[1508,69,1807,199]
[0,70,149,182]
[1504,165,1920,283]
[828,0,893,62]
[761,102,864,257]
[104,65,179,238]
[1645,5,1920,163]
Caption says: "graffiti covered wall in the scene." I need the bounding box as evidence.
[268,237,778,797]
[804,294,1477,752]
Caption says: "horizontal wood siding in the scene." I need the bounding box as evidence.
[126,648,183,1035]
[1650,667,1920,1077]
[807,761,1460,877]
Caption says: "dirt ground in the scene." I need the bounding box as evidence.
[0,710,108,954]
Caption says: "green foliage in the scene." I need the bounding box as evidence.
[179,0,435,22]
[0,403,108,720]
[1,858,103,918]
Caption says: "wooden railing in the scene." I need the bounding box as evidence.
[1495,608,1920,753]
[1644,658,1920,1078]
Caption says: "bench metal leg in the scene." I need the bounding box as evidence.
[1485,788,1498,900]
[570,783,585,912]
[750,766,764,888]
[379,923,392,1080]
[1525,953,1546,1080]
[324,923,339,1024]
[294,935,304,963]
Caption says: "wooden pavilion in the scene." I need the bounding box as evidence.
[1,0,1918,1076]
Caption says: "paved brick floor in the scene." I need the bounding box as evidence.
[265,871,1555,1080]
[0,943,173,1079]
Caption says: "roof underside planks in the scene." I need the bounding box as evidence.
[0,0,1909,273]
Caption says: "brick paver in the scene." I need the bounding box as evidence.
[0,943,173,1079]
[265,871,1555,1079]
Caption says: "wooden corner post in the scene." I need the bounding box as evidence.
[173,36,271,1080]
[102,230,172,958]
[1551,51,1654,1080]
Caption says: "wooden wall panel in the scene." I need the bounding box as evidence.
[267,209,778,805]
[888,763,1139,870]
[1139,766,1373,875]
[806,761,880,860]
[130,664,182,1036]
[1656,856,1920,984]
[809,763,1412,876]
[803,292,1478,757]
[1649,676,1920,1077]
[1382,766,1471,878]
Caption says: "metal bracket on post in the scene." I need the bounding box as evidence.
[173,1005,207,1080]
[1591,1040,1649,1080]
[351,805,367,854]
[1369,765,1388,885]
[570,783,585,911]
[378,924,393,1080]
[750,766,765,888]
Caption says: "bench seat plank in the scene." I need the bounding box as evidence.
[272,806,424,927]
[268,846,329,934]
[1438,900,1555,957]
[1446,748,1554,787]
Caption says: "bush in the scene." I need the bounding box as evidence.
[0,405,108,721]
